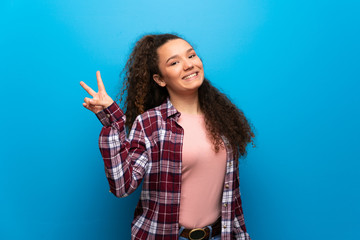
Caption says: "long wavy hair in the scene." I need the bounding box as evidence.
[118,33,255,159]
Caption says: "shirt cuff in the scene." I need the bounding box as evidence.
[95,101,125,126]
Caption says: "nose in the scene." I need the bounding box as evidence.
[183,58,194,70]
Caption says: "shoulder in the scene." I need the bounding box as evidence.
[137,99,170,123]
[137,104,164,122]
[132,102,168,136]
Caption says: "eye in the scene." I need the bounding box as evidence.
[189,54,196,58]
[170,61,178,66]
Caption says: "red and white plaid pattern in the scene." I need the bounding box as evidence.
[96,98,251,240]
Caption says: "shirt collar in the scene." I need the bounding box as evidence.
[160,97,180,120]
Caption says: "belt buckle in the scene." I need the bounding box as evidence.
[189,228,206,240]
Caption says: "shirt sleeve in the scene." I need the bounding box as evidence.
[233,195,251,239]
[232,169,251,240]
[95,101,149,198]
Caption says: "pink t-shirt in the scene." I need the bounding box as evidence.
[178,112,227,228]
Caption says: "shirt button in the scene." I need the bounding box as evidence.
[223,203,227,207]
[229,162,232,166]
[225,183,229,188]
[223,224,227,229]
[106,114,111,118]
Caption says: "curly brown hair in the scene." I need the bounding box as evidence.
[117,33,255,159]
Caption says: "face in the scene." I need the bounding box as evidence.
[153,39,204,98]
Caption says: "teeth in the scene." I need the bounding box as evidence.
[184,73,197,80]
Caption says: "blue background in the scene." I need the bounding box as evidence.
[1,0,359,239]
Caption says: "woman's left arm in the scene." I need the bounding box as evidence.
[233,170,251,240]
[233,193,251,239]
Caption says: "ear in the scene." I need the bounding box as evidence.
[153,74,167,87]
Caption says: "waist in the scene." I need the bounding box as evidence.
[179,216,221,240]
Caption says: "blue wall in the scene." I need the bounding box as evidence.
[1,0,359,239]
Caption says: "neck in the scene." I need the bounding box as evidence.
[169,91,201,115]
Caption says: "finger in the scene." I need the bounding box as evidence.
[82,102,90,109]
[80,81,97,97]
[96,71,106,92]
[84,97,95,106]
[82,102,97,113]
[85,97,103,106]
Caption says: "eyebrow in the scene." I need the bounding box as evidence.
[166,48,194,63]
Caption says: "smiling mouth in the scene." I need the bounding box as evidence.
[183,72,198,80]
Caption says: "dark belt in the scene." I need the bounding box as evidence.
[179,217,221,240]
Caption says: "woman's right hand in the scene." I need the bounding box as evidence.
[80,71,114,114]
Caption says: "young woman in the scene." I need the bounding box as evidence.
[80,34,254,240]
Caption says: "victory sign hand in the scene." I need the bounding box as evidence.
[80,71,114,114]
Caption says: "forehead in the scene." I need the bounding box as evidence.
[157,39,193,60]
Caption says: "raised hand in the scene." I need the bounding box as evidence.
[80,71,114,114]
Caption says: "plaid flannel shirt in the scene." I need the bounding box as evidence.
[96,97,251,240]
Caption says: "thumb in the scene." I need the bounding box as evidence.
[84,97,99,106]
